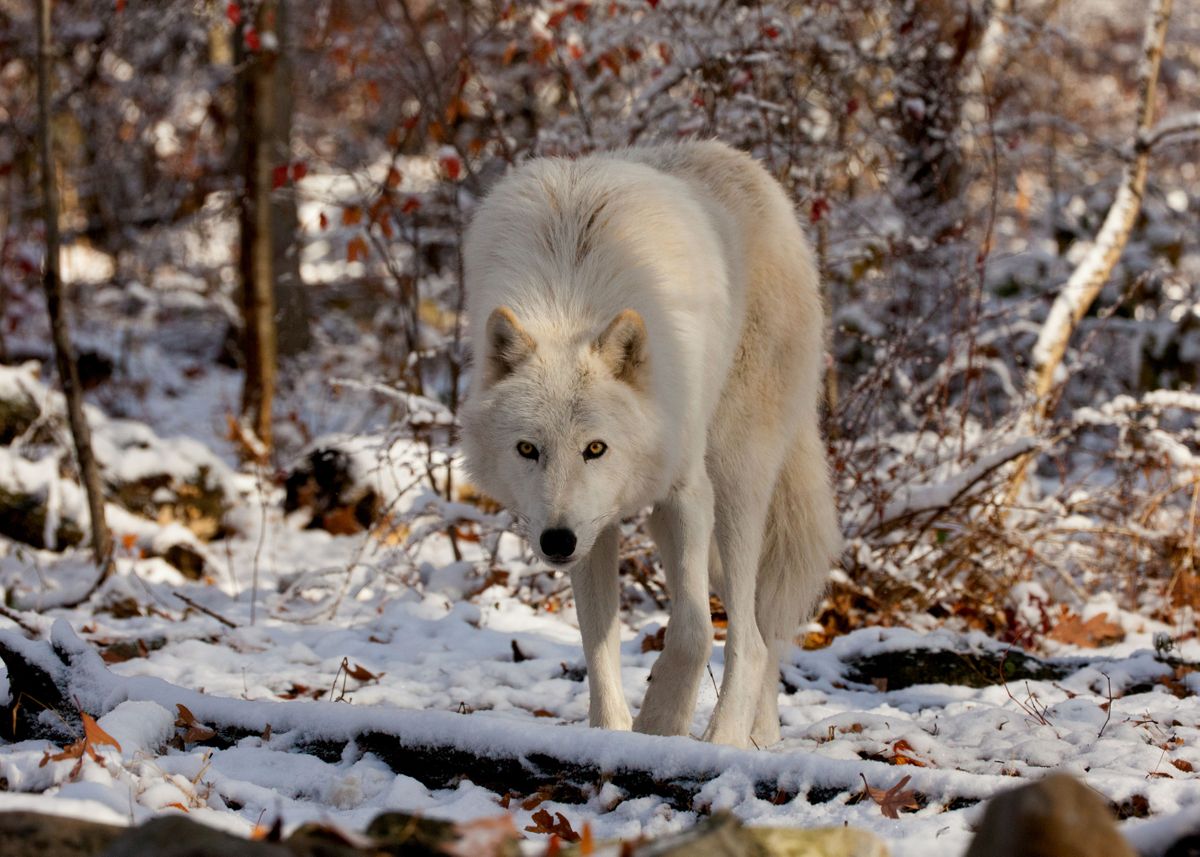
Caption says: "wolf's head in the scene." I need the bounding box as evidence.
[461,306,661,567]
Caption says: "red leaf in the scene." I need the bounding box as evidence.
[401,196,421,214]
[647,0,659,7]
[318,211,329,230]
[244,26,260,52]
[226,2,241,25]
[271,164,289,190]
[386,167,403,188]
[810,197,830,224]
[439,153,462,181]
[116,0,126,12]
[290,161,308,181]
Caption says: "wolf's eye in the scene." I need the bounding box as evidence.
[516,441,539,461]
[583,440,608,460]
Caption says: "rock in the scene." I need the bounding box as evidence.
[750,827,889,857]
[366,812,468,854]
[0,385,40,444]
[623,813,889,857]
[0,811,123,857]
[102,816,291,857]
[964,773,1135,857]
[0,484,85,549]
[162,542,207,580]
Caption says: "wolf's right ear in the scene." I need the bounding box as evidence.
[483,306,536,385]
[594,309,647,388]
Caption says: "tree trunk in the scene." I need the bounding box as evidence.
[269,0,312,358]
[236,1,282,457]
[35,0,112,574]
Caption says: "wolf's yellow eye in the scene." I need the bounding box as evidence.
[583,440,607,460]
[517,441,539,461]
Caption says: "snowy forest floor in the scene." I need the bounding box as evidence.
[2,456,1200,855]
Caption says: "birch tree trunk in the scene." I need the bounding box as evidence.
[35,0,113,574]
[1006,0,1173,501]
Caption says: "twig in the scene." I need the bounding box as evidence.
[1097,673,1113,739]
[173,592,237,629]
[0,604,42,637]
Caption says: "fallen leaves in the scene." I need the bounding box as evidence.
[175,704,216,743]
[858,773,920,819]
[1048,610,1125,648]
[525,808,580,842]
[39,711,122,779]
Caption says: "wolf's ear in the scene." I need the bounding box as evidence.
[593,309,647,387]
[483,306,536,385]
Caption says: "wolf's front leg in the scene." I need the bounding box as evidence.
[633,471,714,737]
[569,525,632,731]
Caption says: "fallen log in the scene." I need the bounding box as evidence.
[0,621,1010,813]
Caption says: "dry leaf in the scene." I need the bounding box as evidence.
[1048,611,1125,648]
[175,704,216,742]
[345,662,379,682]
[860,773,920,819]
[525,808,580,843]
[891,739,926,767]
[640,627,666,653]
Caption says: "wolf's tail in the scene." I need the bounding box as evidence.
[754,422,842,646]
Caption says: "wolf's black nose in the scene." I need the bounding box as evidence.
[540,528,577,562]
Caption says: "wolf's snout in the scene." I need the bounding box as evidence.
[539,528,577,562]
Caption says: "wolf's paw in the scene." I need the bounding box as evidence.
[593,710,633,731]
[632,706,690,737]
[749,721,781,748]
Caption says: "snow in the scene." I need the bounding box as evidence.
[2,553,1198,857]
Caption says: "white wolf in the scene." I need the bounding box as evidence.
[460,141,840,748]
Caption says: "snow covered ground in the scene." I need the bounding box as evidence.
[2,465,1199,855]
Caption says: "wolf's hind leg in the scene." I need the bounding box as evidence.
[702,448,779,748]
[750,636,784,747]
[633,470,714,737]
[570,525,632,731]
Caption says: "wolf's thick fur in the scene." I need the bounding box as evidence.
[461,141,841,748]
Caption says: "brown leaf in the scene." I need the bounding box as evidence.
[1172,758,1194,773]
[345,662,379,682]
[860,773,920,819]
[174,704,215,742]
[1048,610,1125,648]
[82,713,122,756]
[640,627,666,653]
[524,808,580,843]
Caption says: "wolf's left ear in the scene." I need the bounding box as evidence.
[484,306,536,385]
[594,309,647,387]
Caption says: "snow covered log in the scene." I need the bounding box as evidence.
[0,621,1032,813]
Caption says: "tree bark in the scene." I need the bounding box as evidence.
[268,0,312,359]
[236,2,282,456]
[35,0,112,574]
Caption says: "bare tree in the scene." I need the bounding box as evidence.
[35,0,113,577]
[1006,0,1174,500]
[236,0,286,456]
